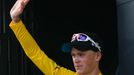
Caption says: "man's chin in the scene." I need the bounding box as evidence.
[76,70,83,75]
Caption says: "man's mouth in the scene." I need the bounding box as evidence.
[75,65,82,69]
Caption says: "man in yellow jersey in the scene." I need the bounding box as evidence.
[9,0,103,75]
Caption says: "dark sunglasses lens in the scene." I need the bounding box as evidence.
[79,34,87,40]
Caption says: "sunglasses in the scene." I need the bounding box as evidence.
[71,33,101,52]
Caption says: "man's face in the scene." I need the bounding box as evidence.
[71,47,101,75]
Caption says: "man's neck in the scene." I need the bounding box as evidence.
[82,66,101,75]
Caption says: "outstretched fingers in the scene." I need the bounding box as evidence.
[10,0,30,20]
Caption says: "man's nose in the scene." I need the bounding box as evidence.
[73,56,80,63]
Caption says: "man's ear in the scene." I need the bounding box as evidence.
[95,51,102,62]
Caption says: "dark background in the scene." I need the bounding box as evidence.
[0,0,118,75]
[33,0,118,74]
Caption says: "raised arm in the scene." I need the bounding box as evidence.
[9,0,77,75]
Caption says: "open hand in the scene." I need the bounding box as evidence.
[10,0,29,22]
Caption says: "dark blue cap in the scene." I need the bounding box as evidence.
[61,32,102,53]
